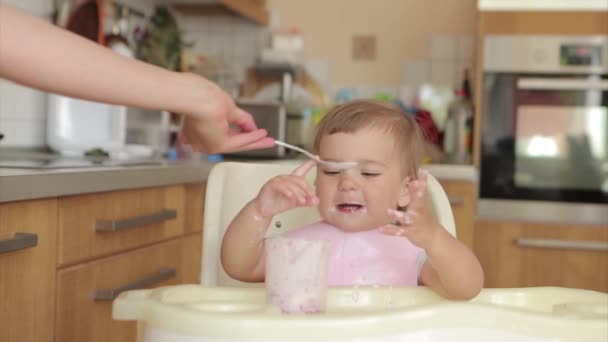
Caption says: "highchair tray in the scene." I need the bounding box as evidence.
[113,285,607,342]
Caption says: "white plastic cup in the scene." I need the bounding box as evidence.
[265,236,329,314]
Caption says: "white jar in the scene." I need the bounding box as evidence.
[46,94,127,156]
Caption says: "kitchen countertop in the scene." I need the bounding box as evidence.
[0,160,214,203]
[0,157,477,203]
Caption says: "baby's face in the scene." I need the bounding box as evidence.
[315,127,410,232]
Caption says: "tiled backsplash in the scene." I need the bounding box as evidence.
[178,14,269,88]
[0,0,54,147]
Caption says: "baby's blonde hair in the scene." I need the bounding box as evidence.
[313,99,424,178]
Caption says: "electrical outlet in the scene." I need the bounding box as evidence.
[352,35,376,61]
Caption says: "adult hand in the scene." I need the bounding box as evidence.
[253,160,319,218]
[181,80,275,154]
[379,169,443,250]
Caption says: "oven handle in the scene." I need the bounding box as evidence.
[517,78,608,91]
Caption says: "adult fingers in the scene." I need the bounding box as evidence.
[229,107,257,132]
[227,136,276,152]
[222,129,269,152]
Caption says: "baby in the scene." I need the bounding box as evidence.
[221,99,484,300]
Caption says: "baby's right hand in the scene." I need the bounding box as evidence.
[253,160,318,218]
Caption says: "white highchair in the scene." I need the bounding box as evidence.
[113,161,608,341]
[200,161,457,287]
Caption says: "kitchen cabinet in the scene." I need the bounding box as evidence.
[475,220,608,292]
[478,0,608,12]
[170,0,268,26]
[477,11,608,35]
[58,185,185,266]
[438,179,476,250]
[184,182,206,233]
[56,239,186,342]
[0,199,58,342]
[0,182,205,342]
[472,10,608,166]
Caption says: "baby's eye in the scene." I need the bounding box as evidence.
[323,170,341,175]
[361,171,380,177]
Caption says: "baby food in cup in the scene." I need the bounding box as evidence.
[265,236,329,314]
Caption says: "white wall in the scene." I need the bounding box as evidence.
[266,0,478,94]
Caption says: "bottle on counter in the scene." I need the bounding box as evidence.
[443,70,474,164]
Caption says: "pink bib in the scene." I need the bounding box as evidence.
[285,221,426,287]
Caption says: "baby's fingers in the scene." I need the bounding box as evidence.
[278,182,307,205]
[379,224,408,237]
[386,208,413,225]
[285,179,319,206]
[290,176,316,198]
[292,159,317,177]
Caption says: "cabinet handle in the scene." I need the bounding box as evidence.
[515,238,608,252]
[96,209,177,232]
[448,196,464,206]
[0,232,38,254]
[93,267,176,301]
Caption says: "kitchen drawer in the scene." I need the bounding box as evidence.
[181,232,203,283]
[475,220,608,292]
[58,185,185,266]
[56,238,188,342]
[0,199,57,342]
[437,180,476,249]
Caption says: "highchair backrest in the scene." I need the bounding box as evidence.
[201,161,456,287]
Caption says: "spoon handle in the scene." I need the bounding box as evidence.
[275,140,317,160]
[274,140,357,169]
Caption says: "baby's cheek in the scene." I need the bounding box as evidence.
[317,199,333,219]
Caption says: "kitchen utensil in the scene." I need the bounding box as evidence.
[274,140,357,169]
[65,0,104,44]
[46,94,127,156]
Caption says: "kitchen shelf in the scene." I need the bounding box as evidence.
[170,0,268,26]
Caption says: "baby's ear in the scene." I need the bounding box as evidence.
[398,177,411,207]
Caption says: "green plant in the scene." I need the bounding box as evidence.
[137,6,191,71]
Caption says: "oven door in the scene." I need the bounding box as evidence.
[480,73,608,204]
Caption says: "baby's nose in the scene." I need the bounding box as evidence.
[338,174,359,191]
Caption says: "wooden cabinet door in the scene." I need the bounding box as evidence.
[438,180,476,249]
[58,185,185,266]
[0,199,58,342]
[475,220,608,292]
[56,238,193,342]
[181,233,203,283]
[478,11,608,35]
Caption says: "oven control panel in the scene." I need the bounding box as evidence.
[484,35,607,73]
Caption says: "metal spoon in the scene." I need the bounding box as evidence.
[275,140,358,170]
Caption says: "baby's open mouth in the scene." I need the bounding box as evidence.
[336,203,365,213]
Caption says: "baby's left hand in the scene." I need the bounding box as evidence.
[379,169,442,250]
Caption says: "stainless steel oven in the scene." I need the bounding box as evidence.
[479,35,608,225]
